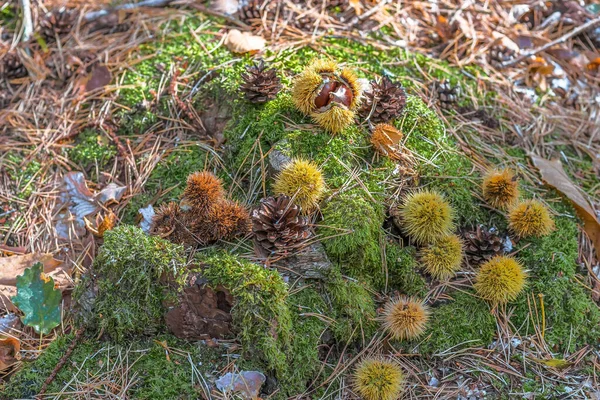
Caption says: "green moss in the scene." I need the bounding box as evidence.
[318,189,385,286]
[2,333,224,399]
[223,93,301,180]
[512,209,600,351]
[323,267,378,344]
[198,251,292,378]
[122,144,215,224]
[384,243,427,297]
[420,291,496,354]
[285,288,328,394]
[3,151,42,200]
[66,128,117,177]
[75,225,186,341]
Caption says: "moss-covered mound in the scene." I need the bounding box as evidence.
[74,225,187,342]
[6,11,600,400]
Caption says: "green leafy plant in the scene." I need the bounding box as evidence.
[12,262,61,335]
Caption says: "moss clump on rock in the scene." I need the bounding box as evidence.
[319,189,385,286]
[384,243,427,297]
[75,225,187,342]
[198,252,292,378]
[324,267,378,343]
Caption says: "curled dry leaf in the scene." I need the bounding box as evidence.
[225,29,265,54]
[530,154,600,259]
[0,336,20,370]
[138,204,155,234]
[0,313,20,335]
[55,172,126,240]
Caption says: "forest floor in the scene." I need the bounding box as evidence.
[1,0,600,399]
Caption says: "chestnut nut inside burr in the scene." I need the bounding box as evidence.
[314,77,353,109]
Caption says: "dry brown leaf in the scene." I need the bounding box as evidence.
[85,65,112,92]
[97,211,117,237]
[0,253,61,286]
[225,29,265,54]
[0,336,20,370]
[530,154,600,259]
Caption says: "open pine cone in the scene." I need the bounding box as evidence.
[40,8,78,40]
[252,195,312,258]
[240,60,282,104]
[462,225,505,265]
[0,52,27,79]
[359,76,406,124]
[433,80,460,110]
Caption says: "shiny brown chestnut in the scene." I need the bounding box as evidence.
[314,78,354,109]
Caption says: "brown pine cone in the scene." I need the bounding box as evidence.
[40,8,78,40]
[488,45,516,69]
[359,76,407,124]
[252,195,312,258]
[238,0,266,24]
[462,225,506,265]
[240,60,282,104]
[1,52,27,79]
[433,80,460,110]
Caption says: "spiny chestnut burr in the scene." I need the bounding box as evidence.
[381,296,429,340]
[353,357,404,400]
[482,168,519,210]
[292,59,362,134]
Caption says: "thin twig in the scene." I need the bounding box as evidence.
[503,16,600,67]
[38,328,85,397]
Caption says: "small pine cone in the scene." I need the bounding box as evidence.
[433,80,460,110]
[359,76,407,124]
[240,60,282,104]
[40,8,78,40]
[1,52,27,79]
[252,195,312,258]
[238,0,265,23]
[462,225,505,265]
[488,45,516,69]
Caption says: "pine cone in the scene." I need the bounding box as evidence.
[488,45,515,69]
[241,60,282,104]
[252,195,312,258]
[433,80,460,110]
[359,76,407,124]
[40,8,78,40]
[238,0,266,23]
[1,52,27,79]
[462,225,505,265]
